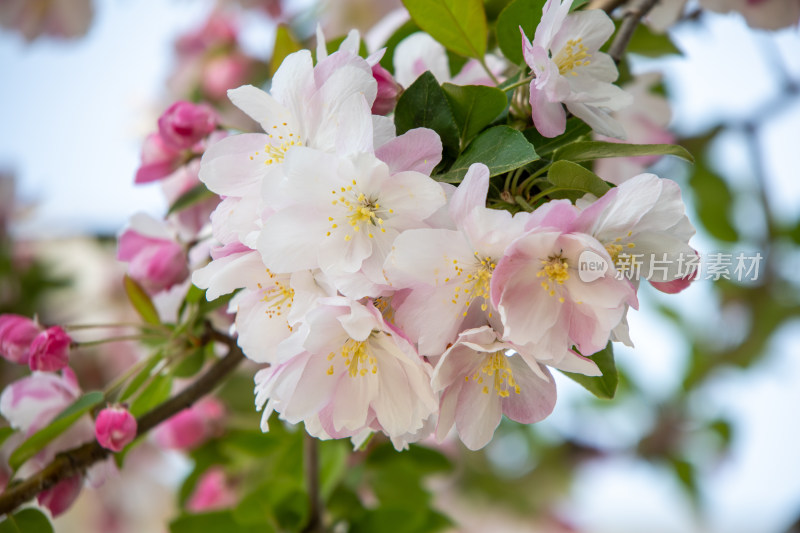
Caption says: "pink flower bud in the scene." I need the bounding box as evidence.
[153,397,225,450]
[117,227,189,294]
[37,474,83,517]
[187,467,237,512]
[28,326,71,372]
[135,133,182,184]
[158,101,218,151]
[371,63,401,116]
[95,406,137,452]
[0,314,41,365]
[202,55,250,100]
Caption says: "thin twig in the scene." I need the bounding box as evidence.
[301,434,323,533]
[608,0,661,63]
[0,332,245,516]
[587,0,627,12]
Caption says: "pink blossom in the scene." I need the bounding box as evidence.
[371,63,401,115]
[521,0,631,138]
[117,213,189,294]
[202,54,251,100]
[0,313,41,365]
[153,397,225,450]
[95,406,138,452]
[393,32,505,87]
[490,201,637,370]
[254,299,437,447]
[0,0,93,42]
[37,474,84,517]
[432,327,556,450]
[0,369,82,436]
[187,467,237,512]
[28,326,71,372]
[134,133,183,184]
[157,101,218,151]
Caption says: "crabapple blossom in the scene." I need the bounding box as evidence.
[38,474,84,517]
[393,32,505,88]
[384,163,529,356]
[521,0,631,138]
[152,396,225,450]
[491,200,637,370]
[28,326,71,372]
[95,406,138,452]
[254,298,437,447]
[134,133,183,184]
[157,101,218,151]
[187,467,237,512]
[117,213,189,294]
[257,148,446,290]
[432,326,557,450]
[0,313,41,365]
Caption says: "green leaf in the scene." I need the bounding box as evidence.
[119,353,162,402]
[130,374,172,417]
[402,0,487,58]
[626,24,682,57]
[394,72,460,156]
[523,117,591,156]
[561,342,618,399]
[546,160,610,197]
[269,24,302,76]
[556,141,694,163]
[166,183,216,217]
[0,509,54,533]
[123,275,161,325]
[9,391,104,470]
[436,125,539,183]
[442,83,507,144]
[0,427,15,449]
[378,20,420,72]
[496,0,546,65]
[172,345,207,378]
[170,511,272,533]
[689,163,738,242]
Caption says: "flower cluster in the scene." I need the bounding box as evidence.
[192,22,696,450]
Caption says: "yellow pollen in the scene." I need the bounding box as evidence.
[326,339,378,378]
[260,270,295,319]
[554,38,591,76]
[537,254,570,298]
[450,254,495,315]
[465,352,520,397]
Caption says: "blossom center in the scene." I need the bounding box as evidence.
[326,338,378,378]
[328,183,389,241]
[554,38,591,76]
[604,232,635,266]
[249,123,302,165]
[449,253,496,318]
[258,270,294,330]
[465,352,520,398]
[537,254,569,301]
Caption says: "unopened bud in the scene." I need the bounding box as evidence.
[28,326,71,372]
[95,405,137,452]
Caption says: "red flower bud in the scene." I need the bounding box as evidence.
[28,326,71,372]
[94,406,137,452]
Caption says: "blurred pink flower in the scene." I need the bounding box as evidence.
[95,406,138,452]
[153,397,225,450]
[202,54,252,100]
[117,213,189,294]
[134,133,183,185]
[187,467,237,512]
[0,0,93,42]
[158,101,218,151]
[38,474,84,517]
[28,326,71,372]
[0,313,41,365]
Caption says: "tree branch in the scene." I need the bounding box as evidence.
[0,333,245,516]
[608,0,661,63]
[587,0,627,12]
[301,433,323,533]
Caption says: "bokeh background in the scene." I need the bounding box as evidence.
[1,0,800,532]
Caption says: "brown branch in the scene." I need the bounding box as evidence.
[608,0,662,63]
[0,333,245,516]
[301,434,323,533]
[587,0,627,12]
